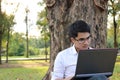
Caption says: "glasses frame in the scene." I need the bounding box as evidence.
[75,35,91,44]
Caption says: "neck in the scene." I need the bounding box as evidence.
[76,47,90,53]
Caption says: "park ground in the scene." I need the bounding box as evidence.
[0,60,49,80]
[0,57,120,80]
[0,60,49,68]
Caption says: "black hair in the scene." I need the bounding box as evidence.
[68,20,90,38]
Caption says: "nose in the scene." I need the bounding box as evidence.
[83,39,89,44]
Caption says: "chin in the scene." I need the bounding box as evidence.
[79,48,88,50]
[82,47,89,50]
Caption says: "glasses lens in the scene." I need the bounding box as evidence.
[77,35,91,43]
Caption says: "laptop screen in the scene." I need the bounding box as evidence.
[75,48,118,78]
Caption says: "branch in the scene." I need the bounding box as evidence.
[46,0,56,8]
[94,0,108,12]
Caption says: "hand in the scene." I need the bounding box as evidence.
[107,78,110,80]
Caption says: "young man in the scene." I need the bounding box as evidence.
[51,20,108,80]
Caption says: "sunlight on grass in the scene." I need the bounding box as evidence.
[0,60,49,80]
[0,67,48,80]
[110,63,120,80]
[0,60,119,80]
[6,60,50,65]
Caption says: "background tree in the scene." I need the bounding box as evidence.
[3,14,15,63]
[0,0,2,64]
[43,0,108,80]
[25,7,29,58]
[107,26,114,48]
[37,1,50,62]
[8,32,25,56]
[108,0,120,48]
[0,0,15,64]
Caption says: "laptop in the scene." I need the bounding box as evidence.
[73,48,118,79]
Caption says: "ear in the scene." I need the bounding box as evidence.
[70,37,75,43]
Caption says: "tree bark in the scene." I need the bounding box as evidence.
[6,26,10,63]
[43,0,108,80]
[113,15,118,48]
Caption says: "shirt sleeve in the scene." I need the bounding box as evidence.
[51,52,65,80]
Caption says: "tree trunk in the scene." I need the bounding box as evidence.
[25,8,29,58]
[6,26,10,63]
[113,15,118,48]
[0,32,2,64]
[43,0,108,80]
[0,0,2,64]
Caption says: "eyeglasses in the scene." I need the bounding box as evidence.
[75,35,91,43]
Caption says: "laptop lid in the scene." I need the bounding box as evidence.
[75,48,118,79]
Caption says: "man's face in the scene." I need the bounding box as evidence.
[71,32,91,52]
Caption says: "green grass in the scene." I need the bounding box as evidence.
[0,67,48,80]
[0,60,119,80]
[110,62,120,80]
[2,55,50,59]
[116,56,120,61]
[0,60,49,80]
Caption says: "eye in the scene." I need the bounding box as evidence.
[79,38,85,41]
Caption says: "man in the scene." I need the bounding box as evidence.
[51,20,108,80]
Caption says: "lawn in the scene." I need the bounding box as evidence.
[0,67,48,80]
[0,60,120,80]
[110,62,120,80]
[0,60,49,80]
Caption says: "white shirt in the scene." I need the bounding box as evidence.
[51,45,78,80]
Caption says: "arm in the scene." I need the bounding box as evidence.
[51,53,65,80]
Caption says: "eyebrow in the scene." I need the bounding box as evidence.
[79,35,91,40]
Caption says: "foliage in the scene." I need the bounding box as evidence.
[3,32,50,56]
[107,27,114,48]
[1,0,50,58]
[108,0,120,16]
[36,1,50,49]
[0,13,15,34]
[29,46,40,55]
[0,10,15,64]
[108,0,120,48]
[8,32,25,56]
[107,20,120,48]
[29,37,50,48]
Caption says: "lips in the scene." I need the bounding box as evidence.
[82,45,89,49]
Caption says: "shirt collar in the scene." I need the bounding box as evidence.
[71,45,78,55]
[70,45,92,55]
